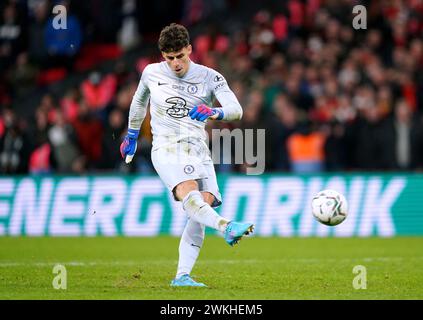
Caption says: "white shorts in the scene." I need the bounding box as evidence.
[151,139,222,207]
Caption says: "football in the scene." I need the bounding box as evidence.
[311,189,348,226]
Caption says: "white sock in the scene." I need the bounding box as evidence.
[176,219,205,278]
[182,190,228,233]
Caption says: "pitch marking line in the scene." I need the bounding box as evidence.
[0,257,422,267]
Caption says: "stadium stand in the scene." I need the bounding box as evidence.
[0,0,422,175]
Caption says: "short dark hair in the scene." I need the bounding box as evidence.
[158,23,190,53]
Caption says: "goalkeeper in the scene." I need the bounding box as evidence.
[120,23,254,287]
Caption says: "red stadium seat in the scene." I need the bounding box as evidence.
[74,44,123,72]
[36,68,68,86]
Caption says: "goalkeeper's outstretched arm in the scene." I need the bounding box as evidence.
[128,68,150,131]
[121,67,151,163]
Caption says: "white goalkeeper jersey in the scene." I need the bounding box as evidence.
[128,61,243,150]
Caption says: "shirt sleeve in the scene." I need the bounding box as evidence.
[128,66,151,130]
[210,70,243,121]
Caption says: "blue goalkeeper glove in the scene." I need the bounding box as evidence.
[120,128,139,163]
[189,104,224,122]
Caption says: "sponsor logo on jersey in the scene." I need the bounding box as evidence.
[165,97,190,118]
[214,75,224,82]
[172,84,185,91]
[214,82,225,91]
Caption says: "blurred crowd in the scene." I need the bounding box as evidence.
[0,0,423,175]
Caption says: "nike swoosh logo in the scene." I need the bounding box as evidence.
[191,243,201,249]
[158,82,168,86]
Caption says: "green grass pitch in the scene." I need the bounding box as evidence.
[0,236,422,299]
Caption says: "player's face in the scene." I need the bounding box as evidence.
[162,45,192,77]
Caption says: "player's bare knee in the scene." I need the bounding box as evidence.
[174,180,199,201]
[201,192,215,206]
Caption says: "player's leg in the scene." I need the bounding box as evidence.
[172,189,220,286]
[176,179,254,246]
[173,192,216,276]
[198,161,255,246]
[174,180,229,233]
[171,177,253,286]
[174,218,205,279]
[152,146,253,245]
